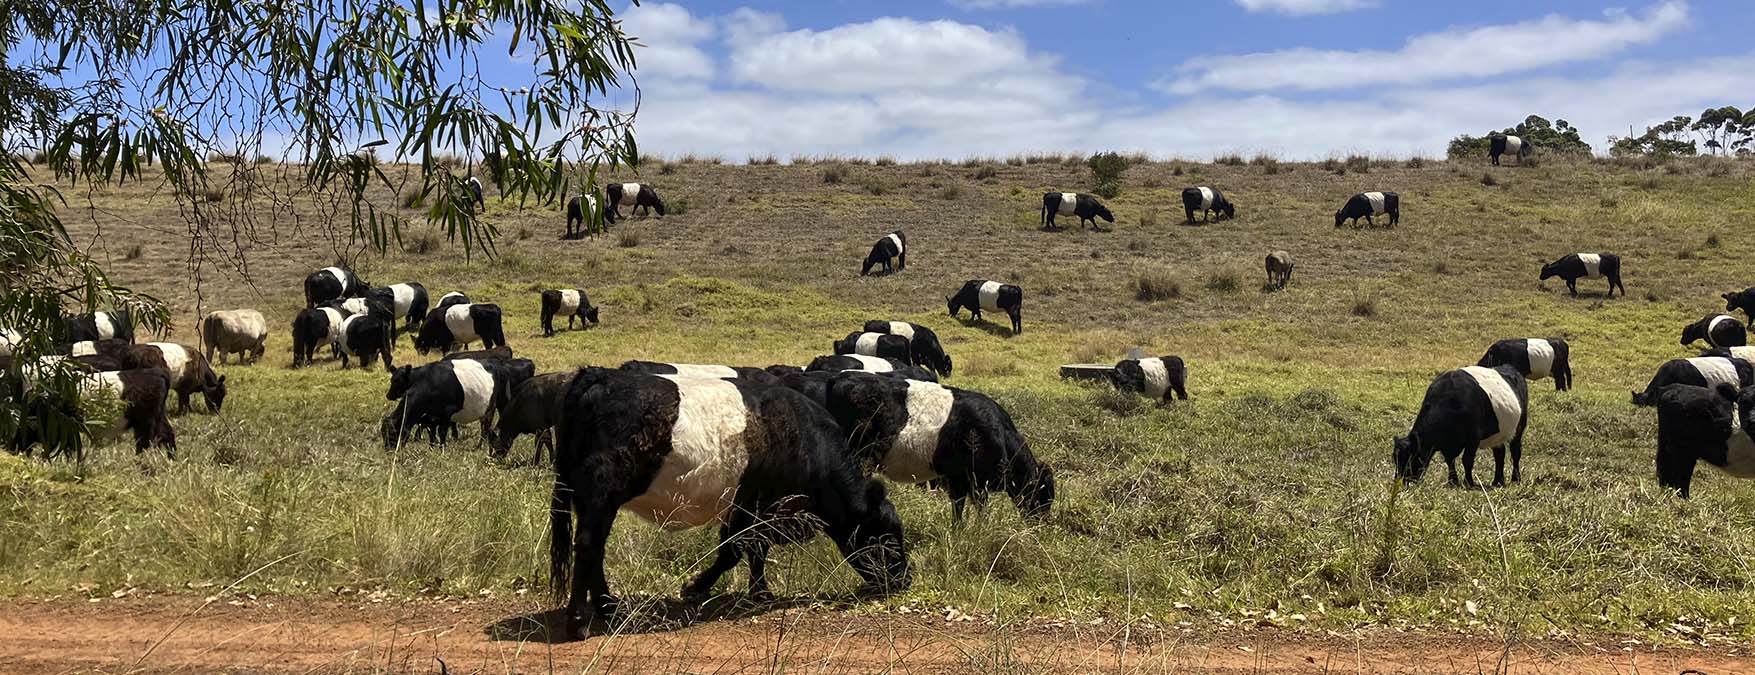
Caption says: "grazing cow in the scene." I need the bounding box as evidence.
[491,372,572,462]
[1478,338,1574,391]
[64,311,133,343]
[337,314,396,372]
[304,266,366,308]
[947,280,1023,335]
[1652,383,1755,498]
[368,283,429,333]
[201,310,268,365]
[78,368,177,456]
[833,332,911,362]
[130,342,227,413]
[805,354,939,383]
[1182,187,1235,223]
[382,357,536,448]
[1394,365,1529,487]
[1682,314,1747,349]
[821,373,1055,520]
[861,231,907,276]
[617,360,779,385]
[333,295,395,324]
[605,182,665,219]
[290,306,347,368]
[464,176,484,212]
[433,291,470,317]
[1632,357,1754,406]
[566,195,611,239]
[861,320,952,377]
[444,345,514,362]
[414,303,506,355]
[1334,191,1399,228]
[1723,288,1755,319]
[1489,135,1532,166]
[1265,251,1293,290]
[1041,192,1114,230]
[548,368,910,634]
[1110,356,1189,402]
[540,289,600,337]
[1539,253,1624,297]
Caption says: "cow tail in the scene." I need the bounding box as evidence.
[549,472,573,601]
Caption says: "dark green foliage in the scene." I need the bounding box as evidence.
[1448,115,1593,159]
[1087,151,1129,199]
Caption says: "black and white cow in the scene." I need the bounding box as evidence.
[290,306,347,368]
[1652,383,1755,498]
[64,311,133,344]
[433,291,471,317]
[1682,314,1747,350]
[605,182,665,219]
[367,283,429,333]
[382,357,535,448]
[491,371,573,463]
[1539,253,1624,297]
[822,372,1055,520]
[1394,365,1529,487]
[201,310,268,365]
[861,320,952,378]
[131,342,227,413]
[1041,192,1114,230]
[337,314,396,372]
[1182,187,1235,223]
[464,176,484,212]
[1723,287,1755,319]
[947,280,1023,335]
[617,360,779,385]
[566,194,611,239]
[1110,356,1188,402]
[1265,251,1293,291]
[414,303,506,355]
[805,354,938,382]
[860,231,907,276]
[833,331,911,362]
[540,289,600,337]
[1477,338,1574,391]
[1334,191,1399,228]
[1632,356,1755,406]
[548,367,910,635]
[77,367,177,456]
[1489,135,1532,166]
[303,266,366,308]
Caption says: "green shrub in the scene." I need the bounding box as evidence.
[1087,151,1128,199]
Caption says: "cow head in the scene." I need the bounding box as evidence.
[1218,201,1237,220]
[582,305,601,325]
[1010,460,1055,519]
[1538,260,1560,281]
[1333,210,1346,228]
[387,365,414,400]
[1392,435,1431,482]
[650,193,667,217]
[1680,320,1707,347]
[843,480,910,596]
[945,295,959,318]
[1094,204,1115,223]
[1724,291,1751,314]
[926,351,953,378]
[203,374,228,413]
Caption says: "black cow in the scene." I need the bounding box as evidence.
[540,289,600,337]
[1111,356,1188,402]
[862,320,952,378]
[132,342,227,413]
[1540,253,1624,297]
[382,357,535,449]
[617,360,779,385]
[861,231,907,276]
[1653,383,1755,498]
[605,182,665,219]
[833,331,911,362]
[1489,135,1532,166]
[414,303,506,355]
[464,176,484,212]
[548,368,910,636]
[1265,251,1293,290]
[433,291,470,317]
[337,314,396,372]
[1632,357,1754,406]
[64,311,133,344]
[304,266,366,308]
[1334,191,1399,228]
[805,355,939,383]
[565,195,613,239]
[1041,192,1114,230]
[491,372,572,463]
[1478,338,1574,391]
[1723,288,1755,319]
[368,283,429,333]
[947,280,1023,335]
[1394,365,1529,487]
[1682,314,1747,350]
[1182,187,1235,223]
[290,306,347,368]
[78,368,178,456]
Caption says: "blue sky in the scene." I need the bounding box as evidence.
[580,0,1755,159]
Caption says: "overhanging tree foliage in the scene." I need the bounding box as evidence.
[1446,115,1592,160]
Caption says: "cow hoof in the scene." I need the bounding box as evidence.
[680,587,711,605]
[747,589,775,605]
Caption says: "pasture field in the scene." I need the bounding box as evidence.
[6,154,1755,656]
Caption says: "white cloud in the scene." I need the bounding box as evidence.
[1164,1,1688,94]
[727,18,1056,95]
[949,0,1091,9]
[619,2,716,81]
[1233,0,1378,15]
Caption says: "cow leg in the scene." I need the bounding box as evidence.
[176,390,192,415]
[681,518,749,604]
[1185,207,1195,224]
[1491,445,1507,487]
[541,311,553,337]
[1364,214,1375,228]
[1509,437,1523,483]
[1460,446,1479,487]
[1566,279,1578,297]
[943,475,975,522]
[533,429,553,466]
[1009,308,1022,335]
[566,508,620,633]
[743,537,775,604]
[1443,452,1460,486]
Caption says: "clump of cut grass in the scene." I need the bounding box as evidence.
[856,176,890,196]
[1137,210,1158,227]
[123,244,143,261]
[821,164,848,184]
[937,185,962,200]
[1133,268,1182,301]
[875,156,896,166]
[1350,286,1380,317]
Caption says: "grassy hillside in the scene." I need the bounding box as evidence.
[4,154,1755,641]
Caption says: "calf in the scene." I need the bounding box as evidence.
[133,342,227,413]
[491,372,572,463]
[1334,191,1399,228]
[805,354,939,383]
[383,357,535,448]
[414,303,506,355]
[540,289,600,337]
[833,331,911,362]
[64,311,133,343]
[947,280,1023,335]
[290,306,347,368]
[1478,338,1574,391]
[1632,357,1754,406]
[605,182,665,219]
[464,176,484,212]
[617,360,779,384]
[1652,383,1755,498]
[337,314,396,372]
[1265,251,1293,290]
[201,309,268,365]
[1394,365,1529,487]
[1182,187,1235,223]
[566,194,611,239]
[78,367,177,456]
[1682,314,1747,349]
[1110,356,1188,402]
[860,231,907,276]
[1041,192,1114,230]
[1489,135,1531,166]
[861,320,952,377]
[1723,287,1755,319]
[303,266,365,308]
[548,368,910,635]
[368,283,429,332]
[1540,253,1624,297]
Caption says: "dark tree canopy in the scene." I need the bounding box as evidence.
[1446,115,1592,160]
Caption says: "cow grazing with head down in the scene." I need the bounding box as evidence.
[1653,383,1755,498]
[304,266,366,308]
[1395,365,1529,487]
[77,368,177,456]
[129,342,227,413]
[1265,251,1293,290]
[605,182,665,219]
[833,331,911,362]
[201,310,267,365]
[1682,314,1747,350]
[947,280,1023,335]
[290,306,347,368]
[540,289,600,337]
[1489,135,1532,166]
[336,314,396,372]
[382,357,535,448]
[64,311,133,344]
[861,231,907,276]
[862,320,952,378]
[1632,356,1754,406]
[1335,191,1399,228]
[805,354,939,382]
[1182,187,1235,223]
[566,195,612,239]
[367,283,429,333]
[1478,338,1574,391]
[1540,253,1624,297]
[1041,192,1114,230]
[1110,356,1188,402]
[414,303,506,355]
[548,367,911,636]
[617,360,779,385]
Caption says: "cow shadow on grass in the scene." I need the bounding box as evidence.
[486,594,819,643]
[954,316,1018,339]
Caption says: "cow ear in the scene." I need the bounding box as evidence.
[218,374,226,383]
[864,479,888,509]
[1725,293,1736,300]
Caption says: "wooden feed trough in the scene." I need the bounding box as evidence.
[1059,363,1115,383]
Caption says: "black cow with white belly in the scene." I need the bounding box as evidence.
[382,357,535,449]
[303,266,367,308]
[1632,356,1754,406]
[1477,338,1574,391]
[367,282,429,333]
[805,355,939,382]
[290,306,348,368]
[414,303,506,355]
[1652,383,1755,498]
[1110,356,1188,402]
[860,231,907,276]
[336,313,396,372]
[1041,192,1114,230]
[539,289,599,337]
[862,320,952,378]
[617,360,779,385]
[1681,314,1747,349]
[947,280,1023,335]
[1182,187,1235,223]
[1394,365,1529,487]
[605,182,665,219]
[1489,135,1532,166]
[548,367,910,636]
[833,331,911,362]
[63,310,134,344]
[1539,253,1624,297]
[1334,191,1399,228]
[566,195,612,239]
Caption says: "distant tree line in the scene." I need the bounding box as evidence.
[1448,107,1755,160]
[1447,115,1592,160]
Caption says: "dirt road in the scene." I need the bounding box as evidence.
[0,595,1747,674]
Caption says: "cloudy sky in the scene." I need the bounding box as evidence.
[584,1,1751,160]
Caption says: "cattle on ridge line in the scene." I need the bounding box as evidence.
[540,289,600,337]
[947,280,1023,335]
[1681,314,1747,350]
[64,310,133,344]
[1265,251,1293,291]
[1041,192,1114,230]
[1489,134,1532,166]
[1110,356,1188,402]
[1182,186,1235,223]
[861,320,952,378]
[367,283,429,333]
[833,331,911,362]
[861,231,907,276]
[201,310,268,365]
[1539,253,1624,298]
[605,182,665,219]
[1652,382,1755,499]
[1334,191,1399,228]
[304,266,366,308]
[1632,356,1754,406]
[414,303,506,355]
[805,354,939,383]
[1394,365,1529,488]
[1478,338,1573,391]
